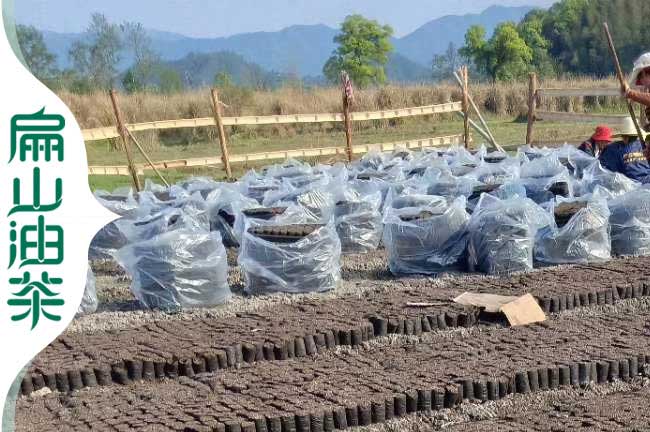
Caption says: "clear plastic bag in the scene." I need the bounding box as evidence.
[238,219,341,295]
[609,189,650,256]
[467,195,552,274]
[115,194,210,244]
[581,161,640,196]
[383,197,470,275]
[90,189,141,260]
[205,185,259,248]
[115,228,231,310]
[534,196,611,264]
[263,179,335,223]
[77,266,98,316]
[426,173,479,200]
[334,187,383,254]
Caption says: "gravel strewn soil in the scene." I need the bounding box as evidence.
[16,300,650,432]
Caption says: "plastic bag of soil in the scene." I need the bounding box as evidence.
[581,161,640,197]
[608,189,650,256]
[262,177,335,223]
[115,194,210,245]
[534,196,611,264]
[334,187,383,254]
[262,158,313,180]
[519,156,573,204]
[90,189,141,260]
[383,197,470,275]
[426,173,479,200]
[77,266,98,316]
[115,227,231,311]
[205,185,259,248]
[555,144,598,179]
[238,219,341,295]
[467,195,552,274]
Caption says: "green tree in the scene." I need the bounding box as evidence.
[461,23,533,81]
[69,13,123,89]
[214,71,233,88]
[120,22,159,92]
[518,10,556,77]
[15,24,58,80]
[323,15,394,87]
[158,68,183,93]
[431,42,464,81]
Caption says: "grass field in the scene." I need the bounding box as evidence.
[86,116,604,191]
[78,77,628,191]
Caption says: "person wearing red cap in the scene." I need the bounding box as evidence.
[578,125,612,157]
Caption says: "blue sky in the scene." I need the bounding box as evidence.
[14,0,557,38]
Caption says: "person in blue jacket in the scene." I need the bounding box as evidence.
[599,117,650,183]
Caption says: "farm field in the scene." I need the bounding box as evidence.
[15,250,650,431]
[14,78,649,432]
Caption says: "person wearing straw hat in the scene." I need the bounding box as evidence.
[599,117,650,183]
[579,125,613,157]
[623,52,650,131]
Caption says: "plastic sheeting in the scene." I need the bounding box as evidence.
[115,228,231,310]
[239,220,341,295]
[77,266,98,316]
[383,197,469,275]
[609,189,650,256]
[534,197,611,264]
[205,185,258,248]
[581,162,640,196]
[468,195,552,274]
[334,188,383,254]
[90,190,140,260]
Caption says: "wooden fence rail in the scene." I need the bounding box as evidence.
[526,72,628,145]
[88,134,464,176]
[82,102,462,142]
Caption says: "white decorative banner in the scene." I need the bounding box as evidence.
[0,0,116,428]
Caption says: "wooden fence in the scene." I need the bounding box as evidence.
[85,84,471,190]
[525,72,629,145]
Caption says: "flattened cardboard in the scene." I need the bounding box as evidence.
[499,294,546,326]
[453,292,519,313]
[453,292,546,326]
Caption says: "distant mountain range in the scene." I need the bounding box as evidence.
[38,5,535,84]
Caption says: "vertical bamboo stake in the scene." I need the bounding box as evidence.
[341,72,354,162]
[109,89,141,192]
[461,66,471,149]
[526,72,538,146]
[210,88,233,179]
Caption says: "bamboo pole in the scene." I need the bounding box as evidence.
[455,112,493,145]
[210,88,233,179]
[109,89,141,192]
[125,129,170,187]
[452,70,503,152]
[603,22,646,146]
[461,66,471,149]
[526,72,538,145]
[341,72,354,162]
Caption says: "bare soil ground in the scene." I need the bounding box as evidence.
[15,299,650,431]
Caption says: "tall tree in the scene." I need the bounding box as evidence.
[461,23,533,81]
[69,13,123,89]
[431,42,462,81]
[121,22,159,92]
[323,15,394,87]
[15,24,58,80]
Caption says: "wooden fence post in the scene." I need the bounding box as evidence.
[461,66,471,149]
[341,72,354,162]
[210,88,233,179]
[526,72,538,146]
[109,89,141,192]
